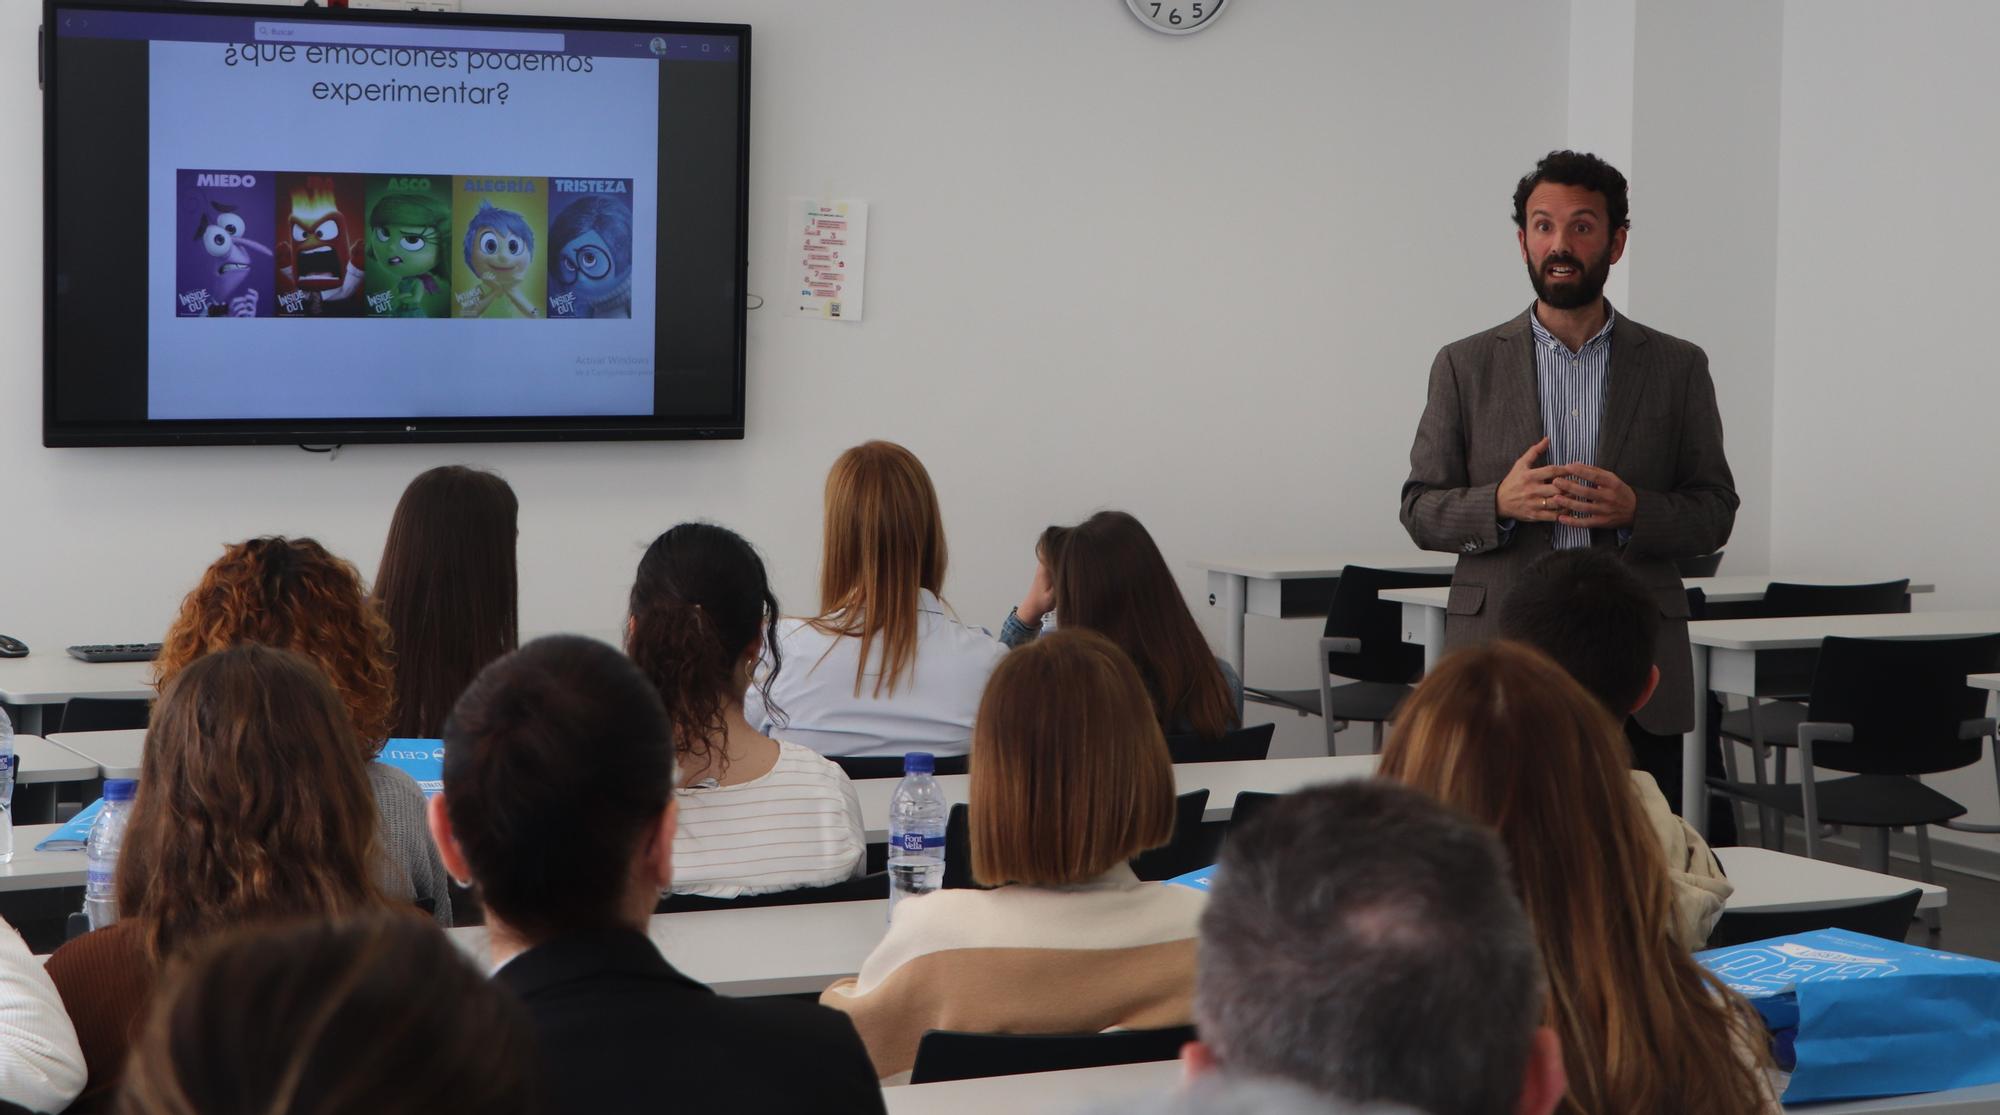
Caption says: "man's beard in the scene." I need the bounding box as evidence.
[1528,246,1612,309]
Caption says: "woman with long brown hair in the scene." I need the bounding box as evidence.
[373,464,519,739]
[153,536,452,925]
[1379,641,1778,1115]
[744,441,1005,757]
[48,644,391,1111]
[820,629,1198,1081]
[118,914,540,1115]
[1004,510,1239,740]
[628,522,865,896]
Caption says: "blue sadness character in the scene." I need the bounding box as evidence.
[548,196,633,319]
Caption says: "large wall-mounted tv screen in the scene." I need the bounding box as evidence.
[43,1,750,446]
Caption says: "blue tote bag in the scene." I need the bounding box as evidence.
[1699,929,2000,1103]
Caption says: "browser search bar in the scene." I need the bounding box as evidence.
[253,22,565,53]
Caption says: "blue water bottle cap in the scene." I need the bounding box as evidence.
[903,752,934,775]
[104,779,138,802]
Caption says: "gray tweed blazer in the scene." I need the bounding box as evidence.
[1399,307,1739,735]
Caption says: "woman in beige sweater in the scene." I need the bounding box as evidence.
[820,629,1205,1081]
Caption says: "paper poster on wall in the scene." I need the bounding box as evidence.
[792,198,867,321]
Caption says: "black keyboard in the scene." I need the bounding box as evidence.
[66,643,162,664]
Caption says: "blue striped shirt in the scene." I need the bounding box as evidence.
[1528,306,1616,550]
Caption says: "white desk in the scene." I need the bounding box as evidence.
[883,1060,1176,1113]
[1716,846,1946,912]
[1195,552,1454,678]
[449,898,894,998]
[851,755,1378,842]
[1683,610,2000,834]
[46,729,145,780]
[0,826,86,894]
[877,1060,2000,1114]
[1968,674,2000,696]
[1385,577,1937,673]
[11,736,100,784]
[0,653,153,735]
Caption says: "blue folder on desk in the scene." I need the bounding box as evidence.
[1167,865,1217,893]
[36,798,104,852]
[375,739,444,798]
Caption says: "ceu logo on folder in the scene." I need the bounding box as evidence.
[1167,865,1217,893]
[376,739,444,798]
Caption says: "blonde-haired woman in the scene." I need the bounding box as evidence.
[1379,641,1778,1115]
[745,440,1005,757]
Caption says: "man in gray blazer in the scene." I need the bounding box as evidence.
[1401,151,1737,815]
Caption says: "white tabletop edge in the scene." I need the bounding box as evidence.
[1194,553,1455,579]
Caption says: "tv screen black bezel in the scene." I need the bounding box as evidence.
[41,0,750,447]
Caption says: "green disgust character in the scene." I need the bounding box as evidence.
[367,193,449,317]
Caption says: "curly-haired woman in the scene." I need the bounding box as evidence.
[153,536,451,925]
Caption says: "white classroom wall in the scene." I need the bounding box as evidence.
[1771,1,2000,849]
[3,0,1585,761]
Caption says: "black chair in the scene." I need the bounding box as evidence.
[909,1025,1196,1085]
[831,752,969,781]
[1710,635,2000,896]
[1716,581,1912,847]
[1243,565,1452,754]
[1228,790,1280,830]
[58,698,150,733]
[1676,551,1725,578]
[1704,888,1922,950]
[656,871,887,914]
[1164,722,1274,764]
[943,791,1212,888]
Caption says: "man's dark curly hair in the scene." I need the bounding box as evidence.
[1512,150,1630,232]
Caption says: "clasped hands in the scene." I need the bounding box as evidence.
[1495,436,1636,529]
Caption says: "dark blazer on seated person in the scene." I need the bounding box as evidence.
[494,927,886,1115]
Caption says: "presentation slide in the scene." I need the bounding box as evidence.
[146,37,660,419]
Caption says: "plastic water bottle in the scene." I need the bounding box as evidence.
[84,779,137,931]
[887,752,946,916]
[0,708,13,865]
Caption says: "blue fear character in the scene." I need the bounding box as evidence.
[459,200,538,318]
[548,196,633,319]
[191,199,274,316]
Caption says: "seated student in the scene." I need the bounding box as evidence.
[1185,780,1565,1115]
[427,635,885,1115]
[119,914,541,1115]
[743,441,1005,757]
[627,522,866,897]
[373,464,520,739]
[48,645,391,1111]
[0,917,84,1114]
[1003,510,1242,739]
[1380,643,1779,1115]
[1497,547,1731,946]
[820,629,1202,1082]
[155,536,452,925]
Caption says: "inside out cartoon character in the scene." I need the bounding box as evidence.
[190,199,272,317]
[458,201,539,318]
[280,176,364,310]
[549,196,633,318]
[368,193,449,317]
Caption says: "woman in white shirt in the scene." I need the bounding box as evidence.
[0,916,85,1113]
[628,521,866,898]
[744,440,1006,758]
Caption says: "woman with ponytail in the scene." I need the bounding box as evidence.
[627,522,866,898]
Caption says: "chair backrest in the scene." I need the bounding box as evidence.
[944,790,1212,888]
[1676,551,1725,578]
[1760,580,1911,619]
[1164,722,1274,764]
[1704,888,1922,950]
[831,752,969,781]
[1806,634,2000,775]
[909,1025,1197,1085]
[1228,790,1280,830]
[1130,790,1216,881]
[60,697,150,733]
[1323,566,1454,685]
[656,871,887,914]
